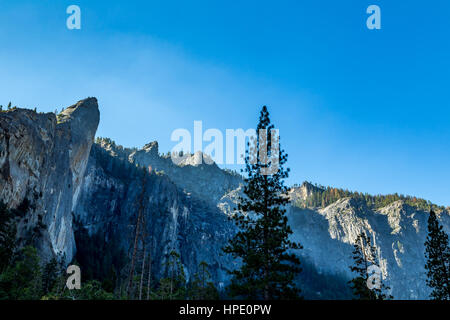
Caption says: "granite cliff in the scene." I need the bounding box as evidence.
[0,98,99,261]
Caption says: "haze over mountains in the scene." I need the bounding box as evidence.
[0,98,448,299]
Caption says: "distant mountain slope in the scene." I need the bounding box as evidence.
[74,140,236,286]
[288,183,450,299]
[290,181,449,213]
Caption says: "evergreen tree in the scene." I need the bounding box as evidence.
[0,202,17,274]
[41,263,69,299]
[43,280,114,300]
[223,106,302,300]
[0,246,42,300]
[42,258,59,295]
[187,261,219,300]
[424,210,450,300]
[348,233,392,300]
[156,250,186,300]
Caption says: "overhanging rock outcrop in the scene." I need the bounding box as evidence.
[0,98,99,261]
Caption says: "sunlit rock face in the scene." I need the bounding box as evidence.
[0,98,99,261]
[288,185,450,299]
[73,141,237,285]
[1,98,449,299]
[128,143,242,203]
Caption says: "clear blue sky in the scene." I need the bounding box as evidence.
[0,1,449,206]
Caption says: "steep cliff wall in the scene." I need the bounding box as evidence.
[288,194,450,299]
[0,98,99,261]
[73,142,236,285]
[128,142,242,203]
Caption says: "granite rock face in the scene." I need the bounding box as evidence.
[73,141,237,285]
[0,98,99,261]
[128,142,241,203]
[288,185,450,299]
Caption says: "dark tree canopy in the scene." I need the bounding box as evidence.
[0,202,17,274]
[348,232,392,300]
[224,106,302,300]
[425,210,450,300]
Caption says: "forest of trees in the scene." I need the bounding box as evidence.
[0,200,221,300]
[348,233,392,300]
[294,182,448,213]
[0,102,17,112]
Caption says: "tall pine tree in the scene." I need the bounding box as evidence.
[187,261,219,300]
[0,202,17,274]
[223,106,302,300]
[348,232,392,300]
[424,210,450,300]
[156,250,186,300]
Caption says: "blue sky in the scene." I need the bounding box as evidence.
[0,1,449,205]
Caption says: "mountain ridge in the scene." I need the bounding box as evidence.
[1,98,449,299]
